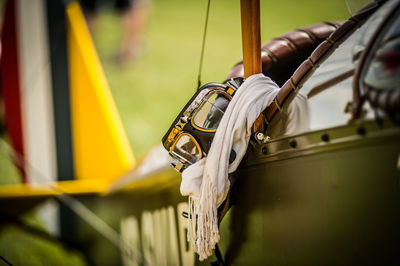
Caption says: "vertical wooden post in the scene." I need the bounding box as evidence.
[240,0,265,134]
[240,0,262,78]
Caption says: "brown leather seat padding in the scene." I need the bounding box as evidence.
[225,0,385,132]
[226,22,342,86]
[263,0,383,124]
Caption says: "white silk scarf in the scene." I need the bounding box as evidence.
[180,74,281,260]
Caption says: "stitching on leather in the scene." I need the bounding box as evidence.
[263,108,270,125]
[275,37,297,51]
[264,49,278,63]
[350,16,360,23]
[326,37,334,44]
[307,57,315,67]
[274,98,281,111]
[297,29,317,42]
[289,77,296,91]
[324,21,340,29]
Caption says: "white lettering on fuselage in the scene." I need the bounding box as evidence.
[120,202,194,266]
[120,216,140,266]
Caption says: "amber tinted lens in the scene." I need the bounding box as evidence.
[192,93,230,130]
[171,134,201,164]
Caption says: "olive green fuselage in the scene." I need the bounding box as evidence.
[71,119,400,265]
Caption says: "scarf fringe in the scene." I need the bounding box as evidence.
[187,176,220,261]
[181,75,285,261]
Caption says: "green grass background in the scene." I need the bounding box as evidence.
[97,0,350,159]
[0,0,351,264]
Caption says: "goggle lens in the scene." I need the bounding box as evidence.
[170,133,202,165]
[192,92,230,130]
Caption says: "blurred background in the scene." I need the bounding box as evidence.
[0,0,351,264]
[92,0,349,158]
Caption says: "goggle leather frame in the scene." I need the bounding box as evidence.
[162,78,243,172]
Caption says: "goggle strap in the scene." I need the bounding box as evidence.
[227,78,242,91]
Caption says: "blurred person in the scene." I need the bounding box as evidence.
[80,0,151,65]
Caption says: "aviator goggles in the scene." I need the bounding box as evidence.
[162,78,243,172]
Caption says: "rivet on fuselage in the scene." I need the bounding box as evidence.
[321,133,330,142]
[262,147,268,155]
[289,139,297,148]
[357,126,366,136]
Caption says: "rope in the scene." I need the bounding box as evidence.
[197,0,211,89]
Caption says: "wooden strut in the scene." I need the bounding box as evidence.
[240,0,265,133]
[240,0,262,77]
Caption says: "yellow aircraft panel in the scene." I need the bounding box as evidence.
[0,179,111,198]
[66,2,135,181]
